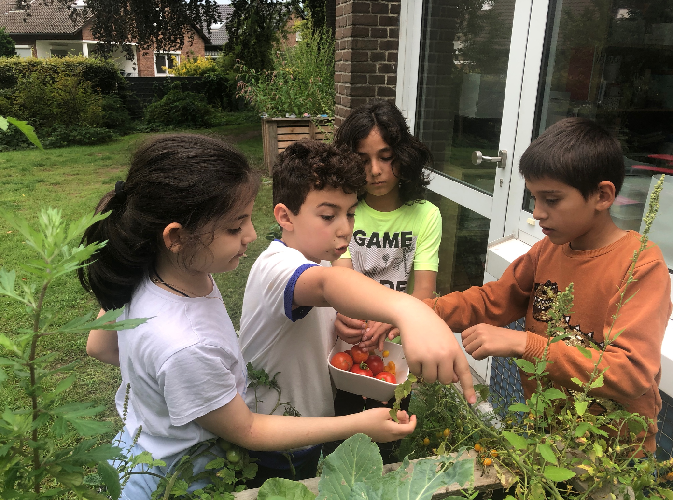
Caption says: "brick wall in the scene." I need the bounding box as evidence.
[137,29,206,77]
[334,0,401,127]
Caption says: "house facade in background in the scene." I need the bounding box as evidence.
[334,0,673,458]
[0,1,232,76]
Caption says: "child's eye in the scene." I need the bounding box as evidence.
[321,215,335,221]
[227,227,243,235]
[546,198,558,205]
[381,156,393,162]
[347,212,356,219]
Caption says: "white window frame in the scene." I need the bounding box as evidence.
[14,45,32,58]
[154,51,180,76]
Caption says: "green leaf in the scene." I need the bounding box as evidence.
[68,418,112,437]
[43,374,76,402]
[542,388,566,401]
[317,434,383,500]
[508,403,530,412]
[577,346,593,359]
[502,431,528,451]
[536,443,557,465]
[258,478,316,500]
[542,466,575,482]
[97,461,121,500]
[575,422,592,437]
[6,117,42,149]
[206,457,225,470]
[575,401,589,416]
[534,361,548,375]
[570,377,584,388]
[514,359,535,374]
[590,374,604,389]
[0,116,7,131]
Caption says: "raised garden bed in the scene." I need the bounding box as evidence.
[261,117,333,175]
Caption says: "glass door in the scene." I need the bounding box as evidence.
[508,0,673,270]
[410,0,536,294]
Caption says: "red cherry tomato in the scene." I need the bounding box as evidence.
[351,346,369,364]
[350,362,373,377]
[366,354,384,375]
[330,352,353,371]
[375,371,396,384]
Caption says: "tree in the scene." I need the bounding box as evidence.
[0,27,15,58]
[224,0,293,72]
[19,0,222,56]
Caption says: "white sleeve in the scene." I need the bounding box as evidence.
[158,344,242,427]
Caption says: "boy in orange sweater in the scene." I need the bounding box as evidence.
[426,118,671,452]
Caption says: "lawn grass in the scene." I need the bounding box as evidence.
[0,116,274,439]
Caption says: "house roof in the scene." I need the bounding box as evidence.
[0,0,91,35]
[202,4,232,46]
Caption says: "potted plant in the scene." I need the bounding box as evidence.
[237,23,335,173]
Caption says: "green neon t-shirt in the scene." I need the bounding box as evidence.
[342,199,441,293]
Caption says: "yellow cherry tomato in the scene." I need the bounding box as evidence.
[474,443,482,452]
[382,350,390,358]
[443,428,450,437]
[666,471,673,481]
[491,450,498,458]
[436,432,442,438]
[384,361,396,374]
[483,458,493,466]
[423,437,430,446]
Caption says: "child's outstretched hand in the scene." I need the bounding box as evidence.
[357,408,417,442]
[462,324,527,360]
[396,301,477,404]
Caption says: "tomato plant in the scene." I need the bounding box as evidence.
[226,448,241,463]
[350,362,373,377]
[351,346,369,363]
[375,371,396,384]
[330,352,353,371]
[366,354,384,375]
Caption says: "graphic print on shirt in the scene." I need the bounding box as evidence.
[532,280,619,414]
[349,230,416,292]
[533,280,601,349]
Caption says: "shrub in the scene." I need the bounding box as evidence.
[144,82,216,128]
[42,125,116,148]
[101,94,132,130]
[167,53,239,110]
[237,24,335,117]
[0,27,14,58]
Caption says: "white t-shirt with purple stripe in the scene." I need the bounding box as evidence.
[239,240,337,419]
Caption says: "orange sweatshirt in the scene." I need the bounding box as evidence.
[425,231,671,452]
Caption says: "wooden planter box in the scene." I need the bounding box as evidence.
[262,117,334,175]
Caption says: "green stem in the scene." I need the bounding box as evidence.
[29,280,49,494]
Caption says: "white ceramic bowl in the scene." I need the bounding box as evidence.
[328,338,409,401]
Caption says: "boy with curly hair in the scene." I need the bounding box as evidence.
[239,139,476,483]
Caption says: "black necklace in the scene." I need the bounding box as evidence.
[151,268,190,297]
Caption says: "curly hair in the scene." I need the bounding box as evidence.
[273,139,366,215]
[334,99,431,204]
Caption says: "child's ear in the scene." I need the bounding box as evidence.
[273,203,294,232]
[595,181,617,211]
[162,222,185,253]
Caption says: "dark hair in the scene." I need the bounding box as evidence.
[273,139,366,215]
[79,133,260,310]
[519,118,625,198]
[334,99,431,204]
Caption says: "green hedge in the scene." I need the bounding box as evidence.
[0,56,126,94]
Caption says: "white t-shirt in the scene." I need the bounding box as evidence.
[239,240,336,419]
[114,277,247,459]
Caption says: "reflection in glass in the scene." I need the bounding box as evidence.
[415,0,515,195]
[526,0,673,264]
[427,192,490,293]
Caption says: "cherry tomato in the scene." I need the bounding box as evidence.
[443,428,450,437]
[382,350,390,358]
[490,449,499,458]
[330,352,353,371]
[226,448,241,463]
[350,362,373,377]
[375,371,396,384]
[483,457,492,466]
[366,354,384,375]
[351,346,369,364]
[474,443,482,452]
[217,438,232,451]
[384,361,396,374]
[423,437,430,446]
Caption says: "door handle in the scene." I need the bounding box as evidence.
[472,150,507,168]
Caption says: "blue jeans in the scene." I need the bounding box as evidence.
[111,428,225,500]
